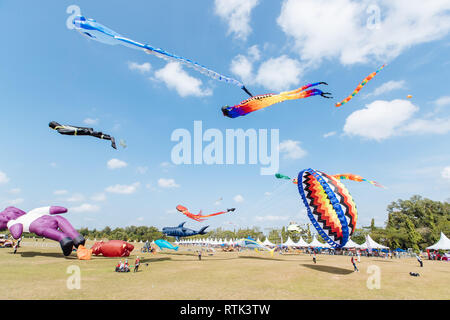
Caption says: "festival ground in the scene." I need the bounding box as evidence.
[1,240,448,300]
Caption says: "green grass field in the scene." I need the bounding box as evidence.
[1,240,448,300]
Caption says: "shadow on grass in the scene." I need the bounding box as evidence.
[14,251,76,259]
[161,252,196,257]
[300,264,354,275]
[141,257,172,263]
[238,256,285,261]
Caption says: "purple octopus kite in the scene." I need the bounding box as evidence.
[0,206,85,256]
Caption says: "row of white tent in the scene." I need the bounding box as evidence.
[175,234,389,249]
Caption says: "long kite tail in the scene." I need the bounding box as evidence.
[335,65,386,107]
[200,211,228,218]
[222,82,331,119]
[332,174,385,188]
[73,16,251,94]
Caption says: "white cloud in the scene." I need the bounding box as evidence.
[400,118,450,135]
[137,166,148,175]
[254,56,302,91]
[442,167,450,180]
[128,61,151,73]
[50,162,57,168]
[106,182,140,194]
[365,80,406,98]
[9,188,21,195]
[158,178,180,189]
[214,0,260,40]
[154,62,212,97]
[277,0,450,65]
[264,192,272,196]
[137,217,145,222]
[323,131,336,138]
[71,203,100,213]
[0,171,9,184]
[160,162,172,168]
[91,193,106,202]
[343,99,418,141]
[230,55,254,83]
[279,140,307,159]
[53,190,68,195]
[166,209,177,214]
[434,96,450,107]
[83,118,99,125]
[66,193,85,203]
[343,99,450,140]
[234,194,245,203]
[255,215,289,222]
[107,158,128,170]
[6,198,24,206]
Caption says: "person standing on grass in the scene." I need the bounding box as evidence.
[134,256,140,273]
[416,254,423,267]
[351,255,359,272]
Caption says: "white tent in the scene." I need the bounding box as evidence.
[282,237,297,247]
[309,236,331,248]
[294,237,310,247]
[426,232,450,250]
[262,237,276,247]
[343,238,363,249]
[360,235,389,249]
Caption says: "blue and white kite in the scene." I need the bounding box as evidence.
[71,15,253,97]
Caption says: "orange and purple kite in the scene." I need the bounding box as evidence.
[176,205,236,222]
[222,82,332,118]
[335,64,386,107]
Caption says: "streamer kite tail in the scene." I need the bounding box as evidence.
[72,15,253,97]
[335,65,386,107]
[331,173,385,188]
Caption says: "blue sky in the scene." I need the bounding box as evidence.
[0,0,449,234]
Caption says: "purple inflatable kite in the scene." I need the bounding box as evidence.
[0,206,85,256]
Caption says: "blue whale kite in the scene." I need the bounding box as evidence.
[154,239,179,251]
[162,222,208,241]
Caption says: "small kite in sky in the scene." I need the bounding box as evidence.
[335,64,386,107]
[71,15,253,97]
[49,121,116,149]
[119,139,127,148]
[176,205,235,222]
[222,82,331,118]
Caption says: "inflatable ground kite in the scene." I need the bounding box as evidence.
[0,206,85,256]
[91,240,134,257]
[154,239,179,251]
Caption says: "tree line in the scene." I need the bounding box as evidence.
[41,195,450,251]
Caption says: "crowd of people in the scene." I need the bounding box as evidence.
[115,256,141,273]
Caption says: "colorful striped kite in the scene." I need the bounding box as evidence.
[72,15,253,97]
[335,65,386,107]
[222,82,332,118]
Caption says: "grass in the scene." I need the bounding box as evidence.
[1,240,448,300]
